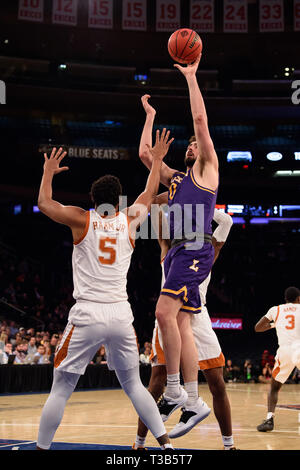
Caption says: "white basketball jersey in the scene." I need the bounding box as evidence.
[72,210,134,303]
[265,303,300,347]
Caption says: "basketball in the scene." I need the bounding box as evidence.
[168,29,202,64]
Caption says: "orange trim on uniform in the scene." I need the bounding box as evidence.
[198,352,225,371]
[126,215,135,249]
[274,305,280,323]
[160,257,166,264]
[272,358,281,379]
[73,211,90,245]
[54,325,75,368]
[149,327,166,365]
[190,169,216,195]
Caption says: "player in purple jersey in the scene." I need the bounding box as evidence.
[139,54,219,434]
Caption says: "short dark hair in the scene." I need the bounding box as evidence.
[90,175,122,209]
[284,286,300,303]
[189,135,196,144]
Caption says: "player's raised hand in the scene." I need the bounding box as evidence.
[146,128,174,161]
[43,147,69,175]
[141,94,156,117]
[173,54,202,78]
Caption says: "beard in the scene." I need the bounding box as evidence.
[184,155,196,168]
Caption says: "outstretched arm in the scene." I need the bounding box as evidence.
[255,316,274,332]
[38,147,87,239]
[139,94,177,188]
[174,56,218,189]
[212,210,233,263]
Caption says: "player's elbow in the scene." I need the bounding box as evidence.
[193,113,206,125]
[139,150,152,167]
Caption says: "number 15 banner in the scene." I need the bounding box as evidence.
[122,0,147,31]
[223,0,248,33]
[259,0,284,32]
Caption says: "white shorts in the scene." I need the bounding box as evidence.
[54,300,139,375]
[150,306,225,370]
[272,341,300,384]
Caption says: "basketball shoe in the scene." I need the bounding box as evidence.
[257,417,274,432]
[168,398,211,438]
[157,386,188,422]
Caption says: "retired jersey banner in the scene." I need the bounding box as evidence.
[88,0,113,29]
[122,0,147,31]
[189,0,214,33]
[156,0,180,32]
[52,0,78,26]
[18,0,44,22]
[223,0,248,33]
[259,0,284,32]
[294,0,300,31]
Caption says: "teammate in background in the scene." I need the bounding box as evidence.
[133,206,236,450]
[36,130,175,450]
[255,286,300,432]
[138,54,219,433]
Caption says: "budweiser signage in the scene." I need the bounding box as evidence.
[211,318,243,330]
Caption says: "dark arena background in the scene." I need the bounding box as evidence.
[0,0,300,454]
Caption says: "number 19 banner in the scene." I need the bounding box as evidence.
[259,0,284,32]
[156,0,180,32]
[223,0,248,33]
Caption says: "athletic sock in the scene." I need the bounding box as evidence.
[184,381,199,408]
[267,412,274,420]
[222,435,234,449]
[165,373,181,399]
[160,443,174,450]
[135,435,146,448]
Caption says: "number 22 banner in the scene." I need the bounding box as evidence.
[223,0,248,33]
[18,0,44,23]
[52,0,78,26]
[190,0,214,33]
[259,0,284,32]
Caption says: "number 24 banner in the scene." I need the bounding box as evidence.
[223,0,248,33]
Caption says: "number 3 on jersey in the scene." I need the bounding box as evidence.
[99,237,116,265]
[285,315,295,330]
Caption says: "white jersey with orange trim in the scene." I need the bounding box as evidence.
[72,209,134,305]
[265,303,300,348]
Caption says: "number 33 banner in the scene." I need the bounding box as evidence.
[223,0,248,33]
[259,0,284,32]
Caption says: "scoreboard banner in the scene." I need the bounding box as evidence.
[18,0,44,22]
[52,0,78,26]
[122,0,147,31]
[189,0,215,33]
[156,0,180,32]
[223,0,248,33]
[259,0,284,32]
[294,0,300,31]
[88,0,113,29]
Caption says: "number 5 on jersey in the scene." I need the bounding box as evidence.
[99,237,116,265]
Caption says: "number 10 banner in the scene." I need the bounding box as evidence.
[223,0,248,33]
[259,0,284,32]
[18,0,44,22]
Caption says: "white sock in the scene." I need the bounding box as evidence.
[184,381,199,408]
[160,443,174,450]
[222,435,234,449]
[165,373,180,399]
[135,435,146,448]
[267,412,274,420]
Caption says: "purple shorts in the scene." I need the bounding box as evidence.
[161,241,214,314]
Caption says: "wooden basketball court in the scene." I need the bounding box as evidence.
[0,383,299,450]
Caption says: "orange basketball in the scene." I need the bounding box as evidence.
[168,28,202,64]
